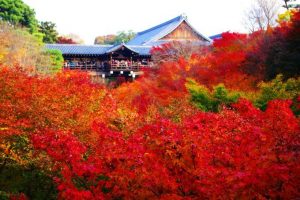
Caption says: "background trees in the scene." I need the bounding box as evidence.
[0,0,64,74]
[264,10,300,79]
[244,0,280,32]
[0,21,45,72]
[114,30,135,44]
[0,0,38,33]
[244,10,300,80]
[39,21,59,43]
[94,34,117,45]
[57,36,78,44]
[60,33,84,44]
[0,21,63,74]
[282,0,300,9]
[94,30,136,45]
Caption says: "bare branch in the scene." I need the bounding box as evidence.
[244,0,280,32]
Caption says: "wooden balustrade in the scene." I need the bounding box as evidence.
[65,63,103,71]
[64,61,153,72]
[109,62,151,71]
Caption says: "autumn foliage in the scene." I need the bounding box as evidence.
[57,36,78,44]
[1,65,299,199]
[1,10,300,200]
[24,96,300,199]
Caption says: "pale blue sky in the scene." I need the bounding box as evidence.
[23,0,283,44]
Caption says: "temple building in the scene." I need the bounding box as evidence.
[46,14,211,77]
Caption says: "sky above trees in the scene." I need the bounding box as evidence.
[22,0,291,44]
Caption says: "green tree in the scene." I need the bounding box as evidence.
[94,34,116,45]
[282,0,300,10]
[39,21,58,43]
[44,49,64,73]
[0,0,38,33]
[186,79,240,112]
[255,74,300,113]
[114,30,135,44]
[94,31,135,45]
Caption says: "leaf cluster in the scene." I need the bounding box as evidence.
[186,79,240,112]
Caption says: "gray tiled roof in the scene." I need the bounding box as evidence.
[106,43,139,54]
[46,44,113,55]
[46,43,152,56]
[127,14,211,46]
[105,43,152,56]
[209,33,223,40]
[129,45,152,56]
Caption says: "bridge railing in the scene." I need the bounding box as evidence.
[64,61,154,72]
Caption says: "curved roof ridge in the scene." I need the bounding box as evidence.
[143,19,183,45]
[126,14,211,46]
[137,15,184,36]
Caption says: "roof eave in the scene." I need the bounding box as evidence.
[106,43,139,54]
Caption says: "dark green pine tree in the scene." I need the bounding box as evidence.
[39,21,59,43]
[282,0,300,10]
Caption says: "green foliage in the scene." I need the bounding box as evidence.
[0,165,57,199]
[0,0,38,33]
[255,74,300,111]
[186,79,240,112]
[95,30,136,45]
[282,0,300,9]
[44,49,64,74]
[114,30,135,44]
[39,21,58,43]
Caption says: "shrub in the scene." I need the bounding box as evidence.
[186,79,240,112]
[255,74,300,114]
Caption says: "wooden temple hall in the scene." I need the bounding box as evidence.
[46,14,211,78]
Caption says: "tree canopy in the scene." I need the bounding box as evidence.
[0,0,38,33]
[94,34,116,45]
[94,30,136,45]
[0,21,63,74]
[39,21,59,43]
[57,36,78,44]
[282,0,300,9]
[114,30,136,44]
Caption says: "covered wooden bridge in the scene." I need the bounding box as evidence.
[46,14,211,78]
[46,43,152,76]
